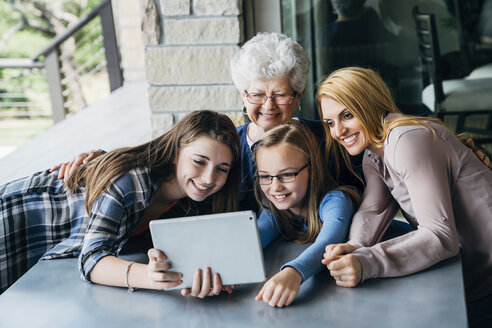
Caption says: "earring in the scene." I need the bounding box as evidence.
[242,106,247,115]
[298,104,302,112]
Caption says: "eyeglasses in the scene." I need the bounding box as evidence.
[244,90,298,105]
[255,164,308,185]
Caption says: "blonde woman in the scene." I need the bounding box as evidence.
[0,110,240,297]
[318,67,492,326]
[252,122,358,307]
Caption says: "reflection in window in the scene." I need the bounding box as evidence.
[280,0,445,118]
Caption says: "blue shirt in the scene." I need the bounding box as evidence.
[257,190,354,282]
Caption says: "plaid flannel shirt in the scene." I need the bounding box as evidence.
[0,167,162,294]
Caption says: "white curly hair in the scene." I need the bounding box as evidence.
[230,32,310,93]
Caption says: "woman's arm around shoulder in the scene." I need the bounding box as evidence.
[50,149,105,181]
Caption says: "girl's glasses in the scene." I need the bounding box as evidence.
[255,164,308,185]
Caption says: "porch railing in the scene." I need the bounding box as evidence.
[0,0,122,123]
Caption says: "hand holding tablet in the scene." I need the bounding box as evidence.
[149,210,266,293]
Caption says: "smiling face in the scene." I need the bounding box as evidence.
[242,77,303,136]
[175,135,233,202]
[255,143,309,215]
[320,97,369,156]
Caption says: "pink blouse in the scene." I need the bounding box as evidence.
[349,116,492,301]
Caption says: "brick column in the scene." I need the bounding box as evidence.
[142,0,246,137]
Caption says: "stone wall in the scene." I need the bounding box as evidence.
[111,0,146,82]
[141,0,247,137]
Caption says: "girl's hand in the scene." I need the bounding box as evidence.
[255,267,302,307]
[147,248,183,290]
[50,150,103,181]
[326,254,362,287]
[180,267,234,298]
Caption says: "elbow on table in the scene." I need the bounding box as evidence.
[78,255,93,282]
[445,242,460,258]
[437,234,460,260]
[422,224,460,260]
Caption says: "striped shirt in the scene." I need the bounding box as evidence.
[0,167,162,294]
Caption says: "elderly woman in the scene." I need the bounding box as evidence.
[230,32,362,213]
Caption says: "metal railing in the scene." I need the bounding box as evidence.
[0,0,122,123]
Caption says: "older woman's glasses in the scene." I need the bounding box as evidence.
[255,164,308,185]
[244,90,298,105]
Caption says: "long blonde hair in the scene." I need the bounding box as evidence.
[66,110,241,215]
[251,122,359,244]
[317,67,442,178]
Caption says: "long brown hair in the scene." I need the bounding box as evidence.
[251,122,359,244]
[66,110,241,215]
[317,67,442,181]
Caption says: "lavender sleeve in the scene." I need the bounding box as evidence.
[352,129,460,282]
[348,152,401,247]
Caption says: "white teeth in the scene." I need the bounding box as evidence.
[262,113,277,117]
[193,181,211,190]
[273,194,286,200]
[343,133,358,143]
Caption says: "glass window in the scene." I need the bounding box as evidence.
[280,0,489,119]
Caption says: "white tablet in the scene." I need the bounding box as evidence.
[149,210,266,290]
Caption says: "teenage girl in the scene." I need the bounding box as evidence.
[0,110,241,297]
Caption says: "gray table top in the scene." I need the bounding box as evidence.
[0,238,467,328]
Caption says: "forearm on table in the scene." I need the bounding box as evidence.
[283,215,351,281]
[89,255,153,290]
[353,227,459,281]
[281,191,354,281]
[282,241,327,282]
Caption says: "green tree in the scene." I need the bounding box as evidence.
[1,0,105,112]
